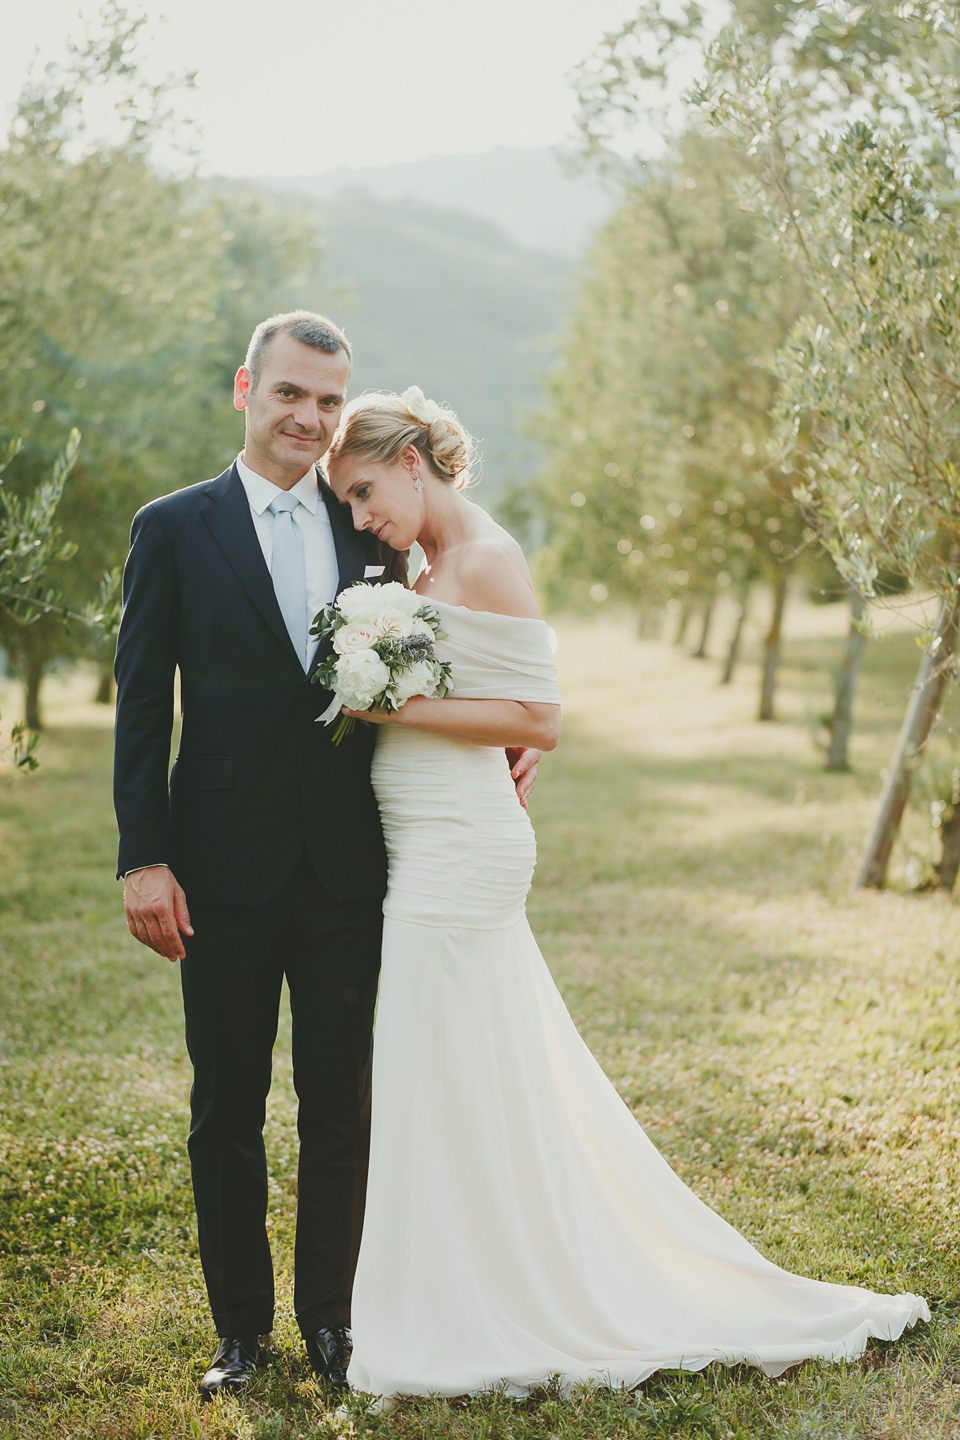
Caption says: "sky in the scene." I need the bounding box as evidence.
[2,0,644,177]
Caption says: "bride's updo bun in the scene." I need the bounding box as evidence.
[328,387,477,490]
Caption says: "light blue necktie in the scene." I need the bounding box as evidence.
[268,491,307,668]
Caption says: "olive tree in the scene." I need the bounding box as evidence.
[771,128,960,884]
[530,126,806,716]
[0,430,82,766]
[0,6,325,722]
[569,0,960,765]
[691,3,960,883]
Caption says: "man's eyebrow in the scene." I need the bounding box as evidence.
[270,379,345,405]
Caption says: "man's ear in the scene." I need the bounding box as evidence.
[234,366,251,411]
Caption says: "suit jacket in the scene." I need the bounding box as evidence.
[113,462,406,906]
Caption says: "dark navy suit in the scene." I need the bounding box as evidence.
[113,462,403,1337]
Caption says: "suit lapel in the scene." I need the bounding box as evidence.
[202,464,302,668]
[306,477,374,681]
[320,475,368,596]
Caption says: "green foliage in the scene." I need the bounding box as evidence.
[668,4,960,874]
[528,127,805,615]
[0,8,201,687]
[580,1,960,166]
[0,8,329,710]
[687,4,960,608]
[0,429,85,765]
[529,0,960,659]
[0,431,79,624]
[772,128,960,599]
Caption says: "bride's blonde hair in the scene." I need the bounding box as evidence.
[328,389,478,490]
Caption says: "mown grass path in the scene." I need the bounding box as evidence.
[1,608,959,1438]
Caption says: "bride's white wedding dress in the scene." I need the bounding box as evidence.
[347,600,928,1399]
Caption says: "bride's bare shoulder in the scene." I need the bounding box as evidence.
[454,527,541,620]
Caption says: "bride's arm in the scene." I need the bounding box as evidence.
[344,541,562,749]
[348,695,561,751]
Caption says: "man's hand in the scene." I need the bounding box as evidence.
[124,865,194,962]
[507,747,542,809]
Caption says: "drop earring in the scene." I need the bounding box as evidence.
[413,471,424,492]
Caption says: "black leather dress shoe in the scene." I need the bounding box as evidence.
[304,1324,352,1389]
[199,1335,262,1401]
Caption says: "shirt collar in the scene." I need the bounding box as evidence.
[236,452,322,516]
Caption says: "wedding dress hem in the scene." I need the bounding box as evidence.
[349,1296,929,1399]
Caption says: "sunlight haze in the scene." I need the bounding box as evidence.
[3,0,642,175]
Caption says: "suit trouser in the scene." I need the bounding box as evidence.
[180,850,383,1338]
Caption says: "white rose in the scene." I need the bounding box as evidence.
[335,650,391,710]
[333,621,379,655]
[393,659,441,706]
[373,607,414,640]
[410,616,434,640]
[336,583,385,623]
[372,581,423,617]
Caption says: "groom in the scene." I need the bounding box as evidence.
[113,310,539,1399]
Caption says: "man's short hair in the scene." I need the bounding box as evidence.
[244,310,352,391]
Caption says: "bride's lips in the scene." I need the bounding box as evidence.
[374,523,388,540]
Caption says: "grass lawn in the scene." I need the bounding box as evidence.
[1,595,959,1439]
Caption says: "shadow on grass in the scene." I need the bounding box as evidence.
[532,729,873,896]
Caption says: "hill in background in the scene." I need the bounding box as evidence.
[318,193,568,498]
[250,149,616,503]
[257,146,614,257]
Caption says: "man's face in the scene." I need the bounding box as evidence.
[234,333,351,481]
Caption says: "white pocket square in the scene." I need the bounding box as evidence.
[364,565,385,578]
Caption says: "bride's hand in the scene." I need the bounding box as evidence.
[342,698,432,725]
[507,746,541,809]
[341,705,397,725]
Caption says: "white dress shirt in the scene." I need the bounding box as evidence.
[235,452,340,672]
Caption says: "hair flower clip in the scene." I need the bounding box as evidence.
[401,385,444,424]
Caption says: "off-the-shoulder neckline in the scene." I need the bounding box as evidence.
[418,596,548,624]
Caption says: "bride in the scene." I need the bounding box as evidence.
[325,387,927,1401]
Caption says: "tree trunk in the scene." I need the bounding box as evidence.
[758,573,788,721]
[674,600,694,647]
[856,592,960,889]
[825,586,867,772]
[642,607,666,640]
[934,797,960,892]
[95,668,115,705]
[721,586,749,686]
[692,595,715,659]
[24,651,44,732]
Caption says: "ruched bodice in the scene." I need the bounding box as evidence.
[371,602,559,930]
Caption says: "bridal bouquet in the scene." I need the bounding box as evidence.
[311,581,453,744]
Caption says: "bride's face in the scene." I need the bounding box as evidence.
[328,450,423,550]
